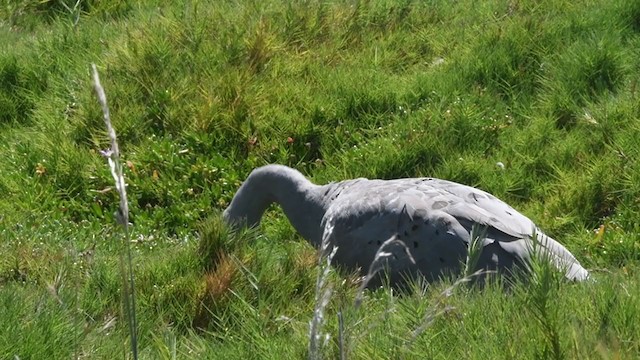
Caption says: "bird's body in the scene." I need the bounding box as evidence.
[223,164,589,285]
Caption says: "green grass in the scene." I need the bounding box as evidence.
[1,0,640,358]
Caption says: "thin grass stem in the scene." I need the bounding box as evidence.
[91,63,138,360]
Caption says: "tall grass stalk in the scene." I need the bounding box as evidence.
[522,229,564,359]
[464,224,487,278]
[353,234,415,310]
[91,64,138,360]
[337,310,345,360]
[308,221,338,360]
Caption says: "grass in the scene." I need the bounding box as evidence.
[1,0,640,358]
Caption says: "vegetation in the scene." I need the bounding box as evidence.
[1,0,639,358]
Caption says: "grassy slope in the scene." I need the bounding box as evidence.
[1,0,640,358]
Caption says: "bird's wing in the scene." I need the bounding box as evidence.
[321,178,589,281]
[414,178,536,238]
[322,183,471,281]
[414,179,588,279]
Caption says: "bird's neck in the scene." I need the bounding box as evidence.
[224,165,327,245]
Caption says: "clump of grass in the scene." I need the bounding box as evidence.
[520,230,566,359]
[404,223,491,351]
[193,214,258,330]
[192,252,239,331]
[197,213,241,271]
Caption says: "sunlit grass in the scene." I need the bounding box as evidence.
[1,0,640,358]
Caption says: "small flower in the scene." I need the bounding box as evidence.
[100,149,113,158]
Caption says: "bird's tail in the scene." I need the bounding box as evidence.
[533,230,590,281]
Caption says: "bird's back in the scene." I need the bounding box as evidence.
[318,177,589,284]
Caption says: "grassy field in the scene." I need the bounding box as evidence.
[1,0,640,358]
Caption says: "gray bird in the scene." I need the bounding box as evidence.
[223,164,589,286]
